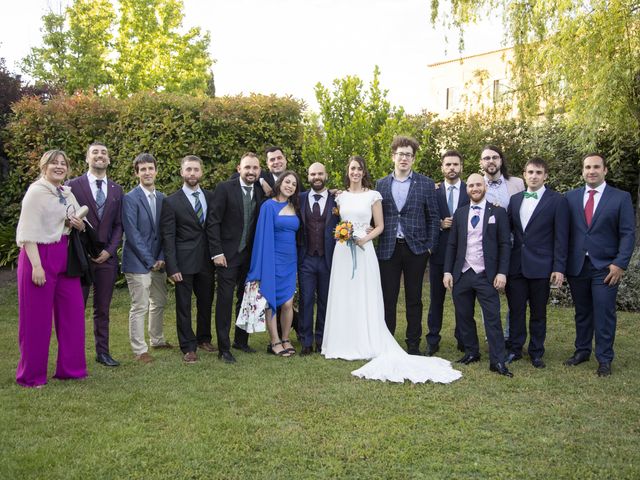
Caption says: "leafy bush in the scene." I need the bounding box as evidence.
[0,92,304,265]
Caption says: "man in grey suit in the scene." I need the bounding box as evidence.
[122,153,172,364]
[376,136,440,355]
[160,155,215,364]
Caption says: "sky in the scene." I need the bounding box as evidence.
[0,0,504,114]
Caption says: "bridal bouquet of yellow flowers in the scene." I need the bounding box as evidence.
[334,221,354,244]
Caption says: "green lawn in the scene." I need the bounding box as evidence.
[1,278,639,479]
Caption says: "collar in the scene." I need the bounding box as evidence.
[140,185,156,196]
[239,178,254,189]
[392,171,413,182]
[182,185,203,197]
[444,179,462,190]
[526,185,545,198]
[87,172,108,185]
[585,181,606,195]
[484,174,504,185]
[470,199,487,209]
[310,189,328,198]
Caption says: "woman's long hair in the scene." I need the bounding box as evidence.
[343,155,373,189]
[273,170,302,212]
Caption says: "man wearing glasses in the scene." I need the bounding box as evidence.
[376,136,440,355]
[480,145,524,208]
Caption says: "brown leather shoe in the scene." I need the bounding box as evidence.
[198,342,217,353]
[135,352,154,364]
[183,351,198,364]
[151,342,174,350]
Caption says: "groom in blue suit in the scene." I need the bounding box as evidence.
[505,158,568,369]
[122,153,172,363]
[564,153,635,376]
[298,163,339,355]
[377,136,440,354]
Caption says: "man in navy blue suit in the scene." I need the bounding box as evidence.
[426,150,469,356]
[564,153,635,376]
[376,136,440,355]
[444,173,513,377]
[122,153,172,364]
[298,163,339,355]
[505,158,568,369]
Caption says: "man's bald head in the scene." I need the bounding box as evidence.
[308,162,328,192]
[466,173,487,203]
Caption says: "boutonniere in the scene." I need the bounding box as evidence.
[332,206,340,217]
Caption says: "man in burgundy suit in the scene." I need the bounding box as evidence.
[67,142,124,367]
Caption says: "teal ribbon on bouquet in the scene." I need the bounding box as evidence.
[348,240,358,279]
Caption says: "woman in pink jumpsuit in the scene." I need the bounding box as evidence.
[15,150,88,388]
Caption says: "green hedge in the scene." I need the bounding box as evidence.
[0,92,304,264]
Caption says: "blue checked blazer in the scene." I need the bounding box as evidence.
[375,172,440,260]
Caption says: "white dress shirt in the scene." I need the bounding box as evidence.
[520,186,545,231]
[308,189,328,215]
[87,172,108,201]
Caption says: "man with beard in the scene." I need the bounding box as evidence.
[208,152,264,363]
[426,150,469,356]
[160,155,215,364]
[230,146,288,197]
[297,163,339,355]
[444,173,513,377]
[67,142,124,367]
[480,145,524,208]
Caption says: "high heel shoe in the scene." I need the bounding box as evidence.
[270,341,291,357]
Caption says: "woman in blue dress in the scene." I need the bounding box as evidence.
[246,171,301,357]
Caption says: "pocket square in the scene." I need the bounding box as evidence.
[488,216,496,224]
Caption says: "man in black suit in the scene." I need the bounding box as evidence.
[426,150,469,356]
[207,152,264,363]
[506,158,569,369]
[160,155,215,364]
[444,173,513,377]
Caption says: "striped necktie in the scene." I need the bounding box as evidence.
[193,191,204,225]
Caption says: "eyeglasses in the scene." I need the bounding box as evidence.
[395,152,414,160]
[57,187,67,205]
[481,155,500,161]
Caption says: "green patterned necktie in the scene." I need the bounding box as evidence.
[192,191,204,224]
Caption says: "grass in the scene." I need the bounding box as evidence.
[1,277,639,479]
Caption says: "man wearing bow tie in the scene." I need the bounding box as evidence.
[444,173,513,377]
[480,145,525,208]
[67,142,124,367]
[505,158,569,369]
[564,153,635,376]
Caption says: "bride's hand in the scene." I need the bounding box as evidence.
[354,236,367,248]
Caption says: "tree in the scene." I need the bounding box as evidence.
[113,0,213,97]
[303,66,416,185]
[21,0,213,97]
[430,0,640,236]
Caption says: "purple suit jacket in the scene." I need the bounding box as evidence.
[66,173,124,264]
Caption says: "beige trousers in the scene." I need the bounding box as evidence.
[125,271,168,355]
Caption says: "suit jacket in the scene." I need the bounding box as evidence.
[431,181,469,265]
[207,179,264,265]
[122,186,165,273]
[565,184,635,275]
[298,191,339,270]
[66,173,123,264]
[444,202,511,283]
[375,172,440,260]
[507,188,569,279]
[161,188,214,276]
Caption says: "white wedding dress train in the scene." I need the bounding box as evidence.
[321,190,462,384]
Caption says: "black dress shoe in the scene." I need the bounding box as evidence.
[597,362,612,377]
[218,351,237,364]
[232,343,256,353]
[505,352,523,364]
[531,357,546,369]
[490,362,514,377]
[300,346,313,356]
[456,354,481,365]
[96,353,120,367]
[563,352,590,366]
[425,343,440,356]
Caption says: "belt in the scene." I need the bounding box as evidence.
[396,237,406,244]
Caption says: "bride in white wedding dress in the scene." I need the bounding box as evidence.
[321,156,461,384]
